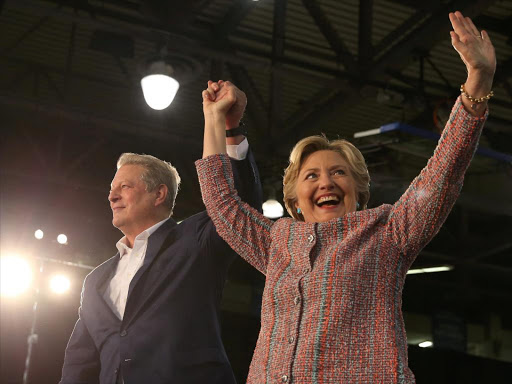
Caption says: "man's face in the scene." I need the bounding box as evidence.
[108,164,159,236]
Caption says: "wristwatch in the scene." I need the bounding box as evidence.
[225,126,248,137]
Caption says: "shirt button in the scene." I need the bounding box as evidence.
[120,330,127,337]
[288,336,295,343]
[307,234,314,243]
[294,296,300,305]
[281,375,289,382]
[124,358,132,363]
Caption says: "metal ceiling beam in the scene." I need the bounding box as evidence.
[268,0,287,145]
[301,0,358,74]
[143,0,214,28]
[226,63,268,140]
[372,9,429,60]
[4,1,340,87]
[358,0,373,67]
[366,0,499,77]
[475,14,512,36]
[285,0,500,140]
[214,0,259,40]
[0,92,198,145]
[65,22,77,95]
[0,4,57,57]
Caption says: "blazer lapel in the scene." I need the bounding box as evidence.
[123,219,177,324]
[94,254,122,321]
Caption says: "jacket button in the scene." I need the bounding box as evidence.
[120,330,127,337]
[307,234,314,243]
[288,336,295,343]
[114,368,119,375]
[294,296,300,305]
[281,374,289,382]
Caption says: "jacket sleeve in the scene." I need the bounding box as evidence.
[196,154,273,275]
[60,283,100,384]
[230,148,263,213]
[387,96,488,268]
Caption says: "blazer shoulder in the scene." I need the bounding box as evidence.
[83,254,118,288]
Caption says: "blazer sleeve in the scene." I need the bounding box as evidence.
[230,148,263,213]
[386,96,488,268]
[196,154,273,275]
[60,284,100,384]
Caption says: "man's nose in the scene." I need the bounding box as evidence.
[108,189,119,202]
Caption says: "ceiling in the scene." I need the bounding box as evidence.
[1,0,512,333]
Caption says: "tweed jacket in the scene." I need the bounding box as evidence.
[196,97,488,384]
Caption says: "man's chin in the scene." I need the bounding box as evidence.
[112,218,123,229]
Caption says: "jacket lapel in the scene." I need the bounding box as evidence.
[94,254,122,321]
[123,218,177,324]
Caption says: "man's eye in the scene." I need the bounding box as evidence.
[122,184,129,188]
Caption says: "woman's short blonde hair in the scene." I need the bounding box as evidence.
[283,136,370,220]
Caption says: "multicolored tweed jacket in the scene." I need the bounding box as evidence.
[196,97,487,384]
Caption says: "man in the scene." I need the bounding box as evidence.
[60,81,262,384]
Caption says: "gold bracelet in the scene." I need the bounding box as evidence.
[460,83,494,103]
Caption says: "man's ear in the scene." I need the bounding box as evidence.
[154,184,168,207]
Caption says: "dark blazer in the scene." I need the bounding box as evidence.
[60,153,262,384]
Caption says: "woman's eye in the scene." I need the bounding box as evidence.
[334,169,345,176]
[306,173,317,179]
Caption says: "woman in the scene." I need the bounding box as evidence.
[197,12,495,383]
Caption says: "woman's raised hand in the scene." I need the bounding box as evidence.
[449,11,496,77]
[202,80,247,129]
[449,11,495,115]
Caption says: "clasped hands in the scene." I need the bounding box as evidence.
[202,80,247,130]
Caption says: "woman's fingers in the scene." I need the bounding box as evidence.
[465,16,481,37]
[457,12,472,32]
[449,12,465,36]
[481,29,491,43]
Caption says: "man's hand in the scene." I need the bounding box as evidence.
[202,80,247,129]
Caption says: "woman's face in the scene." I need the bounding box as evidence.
[294,150,358,223]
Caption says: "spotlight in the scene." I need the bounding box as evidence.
[50,275,71,294]
[0,255,32,297]
[262,199,284,219]
[34,229,44,240]
[419,341,433,348]
[57,234,68,245]
[141,61,180,110]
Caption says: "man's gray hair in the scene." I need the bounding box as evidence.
[117,153,181,216]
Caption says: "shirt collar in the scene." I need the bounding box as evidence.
[115,218,170,258]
